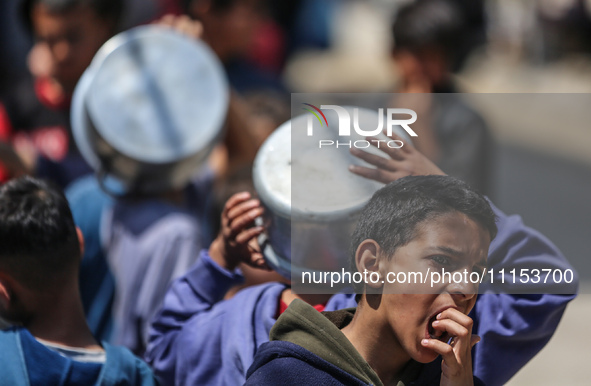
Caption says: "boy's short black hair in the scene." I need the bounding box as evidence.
[0,177,80,291]
[351,175,497,270]
[22,0,124,33]
[392,0,463,58]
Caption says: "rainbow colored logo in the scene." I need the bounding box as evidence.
[302,103,328,127]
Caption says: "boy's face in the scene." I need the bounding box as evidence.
[371,211,490,363]
[393,48,448,89]
[191,0,264,62]
[31,3,114,95]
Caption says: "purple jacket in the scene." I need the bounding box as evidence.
[145,202,578,386]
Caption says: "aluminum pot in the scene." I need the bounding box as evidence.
[253,106,412,283]
[72,25,229,195]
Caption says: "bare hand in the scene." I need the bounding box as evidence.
[421,308,480,386]
[209,192,268,271]
[349,131,445,184]
[153,14,203,40]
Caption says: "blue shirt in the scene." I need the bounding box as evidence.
[104,168,216,355]
[0,327,156,386]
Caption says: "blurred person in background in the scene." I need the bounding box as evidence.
[101,169,216,356]
[391,0,494,196]
[61,13,210,345]
[0,0,124,188]
[63,19,230,356]
[534,0,591,62]
[0,0,30,99]
[184,0,290,178]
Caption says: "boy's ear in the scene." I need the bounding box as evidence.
[355,240,383,290]
[76,227,85,260]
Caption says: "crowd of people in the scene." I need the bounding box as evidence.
[0,1,579,385]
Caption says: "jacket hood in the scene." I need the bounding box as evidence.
[269,299,425,386]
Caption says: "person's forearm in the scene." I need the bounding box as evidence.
[472,200,578,384]
[145,250,243,383]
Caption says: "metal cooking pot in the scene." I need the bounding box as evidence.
[72,25,229,194]
[253,107,412,285]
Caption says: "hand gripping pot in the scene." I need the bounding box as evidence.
[253,106,413,284]
[72,25,229,195]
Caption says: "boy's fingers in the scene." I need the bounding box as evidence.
[350,147,398,170]
[250,255,272,270]
[157,15,172,26]
[470,334,481,348]
[235,226,264,244]
[348,165,394,184]
[384,131,415,153]
[246,237,271,270]
[421,339,458,368]
[227,198,260,220]
[176,16,203,39]
[431,319,470,347]
[349,164,411,184]
[433,309,475,354]
[437,308,474,331]
[155,14,203,39]
[229,207,264,233]
[366,135,407,160]
[223,192,251,217]
[364,136,406,160]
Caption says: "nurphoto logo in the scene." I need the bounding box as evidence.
[303,104,418,149]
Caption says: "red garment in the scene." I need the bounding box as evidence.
[279,299,326,315]
[0,104,13,182]
[249,21,285,73]
[22,77,70,161]
[0,104,11,141]
[157,0,183,16]
[0,76,71,183]
[34,77,71,111]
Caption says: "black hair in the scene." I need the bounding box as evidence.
[0,177,80,291]
[22,0,124,33]
[351,175,497,285]
[392,0,463,64]
[184,0,266,14]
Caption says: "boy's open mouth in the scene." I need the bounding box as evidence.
[427,313,450,343]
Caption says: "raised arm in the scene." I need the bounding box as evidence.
[145,191,266,384]
[350,137,578,384]
[470,201,577,385]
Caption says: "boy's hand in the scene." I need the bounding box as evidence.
[209,192,268,272]
[348,132,445,184]
[153,14,203,40]
[421,308,480,386]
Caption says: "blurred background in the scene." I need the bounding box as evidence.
[1,0,589,383]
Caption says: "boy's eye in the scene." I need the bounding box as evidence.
[430,255,451,266]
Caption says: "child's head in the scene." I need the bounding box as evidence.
[391,0,463,88]
[186,0,266,62]
[0,177,81,323]
[350,175,496,362]
[23,0,123,94]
